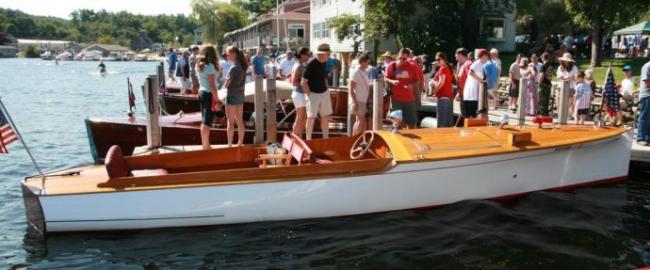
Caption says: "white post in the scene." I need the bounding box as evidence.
[254,75,265,144]
[558,80,570,125]
[157,62,165,93]
[265,67,277,143]
[372,78,384,131]
[518,78,529,126]
[478,80,488,119]
[145,76,161,150]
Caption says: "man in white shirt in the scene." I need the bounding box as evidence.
[279,52,297,80]
[462,49,489,119]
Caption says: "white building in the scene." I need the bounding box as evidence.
[480,0,517,52]
[311,0,517,58]
[310,0,396,83]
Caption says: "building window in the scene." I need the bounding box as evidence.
[313,23,321,38]
[288,24,305,40]
[484,18,505,41]
[312,0,330,8]
[312,22,329,39]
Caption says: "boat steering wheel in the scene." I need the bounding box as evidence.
[350,131,375,160]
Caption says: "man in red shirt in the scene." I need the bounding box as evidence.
[385,48,421,129]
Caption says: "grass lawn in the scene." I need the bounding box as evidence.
[499,54,649,88]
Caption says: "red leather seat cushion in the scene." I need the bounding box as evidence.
[105,145,131,179]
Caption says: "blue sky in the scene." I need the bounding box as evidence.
[0,0,198,19]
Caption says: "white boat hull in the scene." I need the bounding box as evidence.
[25,132,632,233]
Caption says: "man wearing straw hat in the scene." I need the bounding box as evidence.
[302,43,333,140]
[556,52,578,118]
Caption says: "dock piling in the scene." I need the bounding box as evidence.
[347,86,354,136]
[372,78,384,131]
[254,75,264,144]
[265,68,277,143]
[157,63,165,93]
[558,80,570,124]
[145,75,162,151]
[478,80,488,119]
[518,78,529,126]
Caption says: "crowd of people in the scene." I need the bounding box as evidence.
[165,41,650,148]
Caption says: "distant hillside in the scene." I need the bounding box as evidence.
[0,8,200,48]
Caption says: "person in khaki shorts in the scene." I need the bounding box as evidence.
[302,43,333,140]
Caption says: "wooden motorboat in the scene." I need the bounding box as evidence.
[88,83,367,163]
[85,111,345,163]
[23,125,631,234]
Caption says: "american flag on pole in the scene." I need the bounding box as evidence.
[0,106,17,153]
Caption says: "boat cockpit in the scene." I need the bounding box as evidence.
[96,131,394,189]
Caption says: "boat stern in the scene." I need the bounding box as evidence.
[21,181,45,235]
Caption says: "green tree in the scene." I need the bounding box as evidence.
[191,0,249,46]
[0,13,11,32]
[364,0,467,55]
[231,0,276,20]
[564,0,650,67]
[327,14,363,53]
[97,34,114,44]
[24,45,41,58]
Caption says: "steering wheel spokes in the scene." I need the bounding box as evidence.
[350,131,375,160]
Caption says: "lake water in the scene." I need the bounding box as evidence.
[1,58,650,269]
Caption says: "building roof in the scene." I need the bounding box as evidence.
[85,44,130,52]
[224,12,310,37]
[17,39,71,44]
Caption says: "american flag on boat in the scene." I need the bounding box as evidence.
[0,106,17,154]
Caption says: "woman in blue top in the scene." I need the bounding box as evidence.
[196,44,221,149]
[224,45,249,147]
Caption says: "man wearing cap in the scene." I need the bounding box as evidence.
[637,60,650,146]
[302,43,333,140]
[620,65,636,110]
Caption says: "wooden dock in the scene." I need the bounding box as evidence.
[134,95,649,164]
